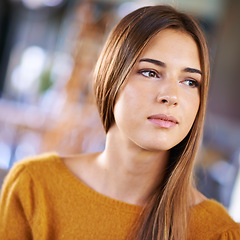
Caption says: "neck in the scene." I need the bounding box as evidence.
[96,127,169,206]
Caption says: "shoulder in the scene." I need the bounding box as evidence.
[190,199,235,223]
[188,199,240,239]
[14,152,60,168]
[1,152,60,188]
[3,151,101,187]
[8,152,60,172]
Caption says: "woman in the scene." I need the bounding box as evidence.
[0,5,239,240]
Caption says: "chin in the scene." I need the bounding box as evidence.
[135,137,185,152]
[135,141,173,152]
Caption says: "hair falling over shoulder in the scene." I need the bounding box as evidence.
[93,5,210,240]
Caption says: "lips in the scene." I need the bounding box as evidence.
[147,114,179,128]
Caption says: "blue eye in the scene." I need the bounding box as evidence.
[183,79,200,88]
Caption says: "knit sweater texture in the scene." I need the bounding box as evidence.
[0,153,239,240]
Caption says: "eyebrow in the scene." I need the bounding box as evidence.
[183,67,202,75]
[139,58,166,67]
[139,58,202,75]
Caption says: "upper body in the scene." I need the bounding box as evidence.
[0,153,239,240]
[0,5,237,240]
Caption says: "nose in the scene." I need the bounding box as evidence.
[156,80,178,106]
[157,95,178,106]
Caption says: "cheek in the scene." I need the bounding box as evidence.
[177,96,200,146]
[184,94,200,126]
[192,94,200,116]
[115,84,144,113]
[114,89,134,124]
[114,84,147,129]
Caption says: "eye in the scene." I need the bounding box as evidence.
[182,79,200,88]
[138,70,160,78]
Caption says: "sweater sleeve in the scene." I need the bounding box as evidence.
[0,163,34,239]
[211,225,240,240]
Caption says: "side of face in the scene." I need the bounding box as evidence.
[111,29,202,152]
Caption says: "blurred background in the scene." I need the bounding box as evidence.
[0,0,239,221]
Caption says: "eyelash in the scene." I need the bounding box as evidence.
[182,79,200,88]
[137,69,160,78]
[138,69,200,88]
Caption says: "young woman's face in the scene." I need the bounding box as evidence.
[112,29,202,151]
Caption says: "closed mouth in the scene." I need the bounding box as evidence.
[147,114,179,124]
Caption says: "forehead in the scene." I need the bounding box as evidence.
[138,29,201,70]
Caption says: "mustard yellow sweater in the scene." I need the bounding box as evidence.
[0,153,240,240]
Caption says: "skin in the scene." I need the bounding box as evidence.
[114,29,201,152]
[63,29,206,206]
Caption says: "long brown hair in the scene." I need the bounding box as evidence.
[93,5,209,240]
